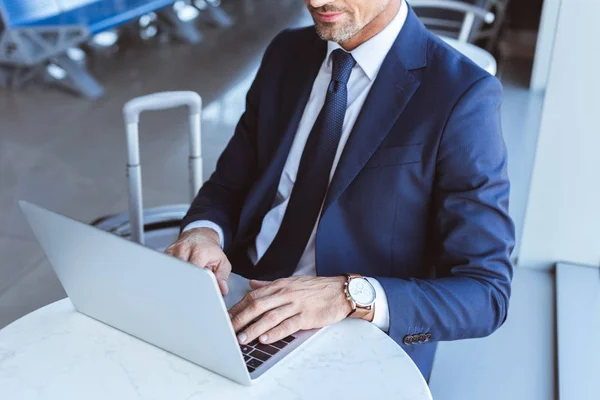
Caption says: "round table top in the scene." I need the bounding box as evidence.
[0,299,432,400]
[441,37,498,76]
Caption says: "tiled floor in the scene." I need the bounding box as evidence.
[0,5,551,400]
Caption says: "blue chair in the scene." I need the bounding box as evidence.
[0,0,202,98]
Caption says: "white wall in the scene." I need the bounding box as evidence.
[519,0,600,269]
[530,0,562,92]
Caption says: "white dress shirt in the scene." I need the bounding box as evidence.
[185,1,408,332]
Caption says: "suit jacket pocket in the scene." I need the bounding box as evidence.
[364,144,423,168]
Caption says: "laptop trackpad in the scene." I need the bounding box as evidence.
[223,273,252,309]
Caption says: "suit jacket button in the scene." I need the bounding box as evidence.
[418,334,427,343]
[425,333,432,341]
[403,335,414,345]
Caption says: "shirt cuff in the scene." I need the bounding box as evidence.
[182,221,224,249]
[366,277,390,332]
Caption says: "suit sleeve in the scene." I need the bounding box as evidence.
[181,32,285,250]
[377,75,515,344]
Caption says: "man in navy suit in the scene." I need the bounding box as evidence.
[167,0,515,380]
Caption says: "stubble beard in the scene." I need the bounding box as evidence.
[314,18,361,43]
[312,2,389,44]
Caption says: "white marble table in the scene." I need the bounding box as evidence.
[0,299,431,400]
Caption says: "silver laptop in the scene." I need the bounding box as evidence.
[19,201,319,386]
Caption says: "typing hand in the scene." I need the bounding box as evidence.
[229,276,352,345]
[165,228,231,295]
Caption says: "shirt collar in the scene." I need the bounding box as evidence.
[326,0,408,81]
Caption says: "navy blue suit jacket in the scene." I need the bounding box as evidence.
[183,7,515,379]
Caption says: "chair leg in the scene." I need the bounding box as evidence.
[159,8,203,45]
[0,64,44,88]
[204,1,234,28]
[483,0,510,52]
[49,54,105,99]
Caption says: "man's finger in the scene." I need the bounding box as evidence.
[212,262,232,286]
[216,278,229,296]
[228,283,278,316]
[187,251,230,295]
[260,315,303,345]
[229,292,288,333]
[249,280,271,289]
[211,263,231,295]
[236,305,296,345]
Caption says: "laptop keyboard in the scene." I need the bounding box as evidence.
[240,335,297,373]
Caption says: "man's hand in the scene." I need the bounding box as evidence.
[229,276,352,345]
[165,228,231,295]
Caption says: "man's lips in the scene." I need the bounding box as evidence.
[314,11,345,23]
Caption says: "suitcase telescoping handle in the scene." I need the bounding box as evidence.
[123,91,203,245]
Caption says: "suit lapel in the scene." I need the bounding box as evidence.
[323,60,420,213]
[323,6,429,213]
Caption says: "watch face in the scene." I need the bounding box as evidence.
[348,278,376,307]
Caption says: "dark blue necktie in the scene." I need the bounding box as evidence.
[254,49,356,279]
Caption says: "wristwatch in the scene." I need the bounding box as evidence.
[344,273,376,320]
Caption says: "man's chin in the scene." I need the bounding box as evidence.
[314,26,336,42]
[314,24,352,43]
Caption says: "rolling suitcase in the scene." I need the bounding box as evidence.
[92,91,204,251]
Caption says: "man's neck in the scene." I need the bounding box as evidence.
[339,0,402,51]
